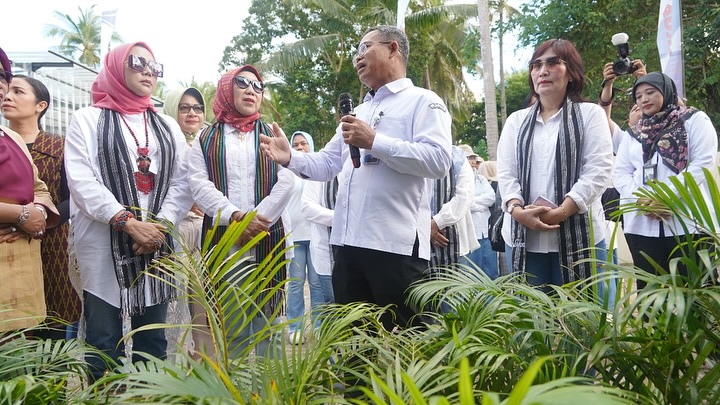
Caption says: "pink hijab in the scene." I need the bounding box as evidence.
[91,42,157,114]
[212,64,262,132]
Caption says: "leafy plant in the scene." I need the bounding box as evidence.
[0,332,91,404]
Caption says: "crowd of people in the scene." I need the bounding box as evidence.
[0,23,717,390]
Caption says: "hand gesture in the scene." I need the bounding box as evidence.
[259,123,292,166]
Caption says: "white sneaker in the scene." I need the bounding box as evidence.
[288,330,304,345]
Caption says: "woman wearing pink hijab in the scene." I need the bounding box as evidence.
[64,42,192,381]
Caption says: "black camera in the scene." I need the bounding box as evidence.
[611,33,636,75]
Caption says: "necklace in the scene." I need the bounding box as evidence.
[119,111,154,194]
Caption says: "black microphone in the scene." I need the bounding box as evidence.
[339,93,360,168]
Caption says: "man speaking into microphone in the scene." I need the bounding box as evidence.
[260,25,452,331]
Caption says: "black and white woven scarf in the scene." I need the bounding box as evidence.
[511,99,593,283]
[97,109,177,316]
[429,165,459,271]
[322,176,339,268]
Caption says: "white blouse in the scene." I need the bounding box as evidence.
[613,111,718,237]
[66,107,192,307]
[497,102,613,252]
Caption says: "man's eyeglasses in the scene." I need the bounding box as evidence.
[355,41,393,59]
[127,54,164,77]
[529,56,565,71]
[233,76,264,93]
[178,104,205,114]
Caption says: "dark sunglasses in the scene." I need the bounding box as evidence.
[127,54,164,77]
[0,70,10,83]
[233,76,264,93]
[529,56,565,71]
[178,103,204,114]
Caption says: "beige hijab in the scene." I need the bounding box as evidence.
[478,160,497,182]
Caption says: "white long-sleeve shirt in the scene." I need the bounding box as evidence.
[470,173,497,239]
[286,178,311,241]
[287,78,452,260]
[188,125,295,259]
[497,102,613,252]
[65,107,193,307]
[613,111,718,237]
[433,159,479,256]
[301,173,344,276]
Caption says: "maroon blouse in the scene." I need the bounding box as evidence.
[0,131,34,204]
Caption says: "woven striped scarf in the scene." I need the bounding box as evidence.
[97,109,176,316]
[511,99,592,283]
[322,177,339,268]
[198,120,286,313]
[429,162,461,271]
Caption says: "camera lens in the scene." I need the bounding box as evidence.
[613,59,630,75]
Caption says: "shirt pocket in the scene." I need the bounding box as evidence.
[375,116,408,141]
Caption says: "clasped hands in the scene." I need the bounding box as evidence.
[0,202,47,243]
[124,218,167,255]
[636,196,671,220]
[512,204,566,231]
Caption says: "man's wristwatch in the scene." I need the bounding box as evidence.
[18,205,31,224]
[507,203,523,215]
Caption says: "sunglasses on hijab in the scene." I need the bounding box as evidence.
[127,54,164,78]
[233,76,264,93]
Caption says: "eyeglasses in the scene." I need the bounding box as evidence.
[127,54,164,77]
[0,70,9,83]
[355,41,393,58]
[233,76,264,93]
[292,141,308,148]
[178,103,205,114]
[529,56,566,71]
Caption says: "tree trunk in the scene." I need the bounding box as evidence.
[477,0,499,160]
[498,2,507,126]
[424,65,432,90]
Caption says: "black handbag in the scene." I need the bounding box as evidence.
[488,205,505,252]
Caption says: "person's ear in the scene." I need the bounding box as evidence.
[36,101,48,114]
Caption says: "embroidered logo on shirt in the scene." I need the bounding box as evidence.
[429,103,447,112]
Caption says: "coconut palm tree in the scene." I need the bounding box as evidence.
[494,0,521,126]
[255,0,477,138]
[45,5,122,68]
[476,0,499,159]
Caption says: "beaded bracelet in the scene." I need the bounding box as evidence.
[113,210,135,232]
[561,205,569,219]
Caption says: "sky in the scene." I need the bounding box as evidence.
[3,0,531,99]
[3,0,252,88]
